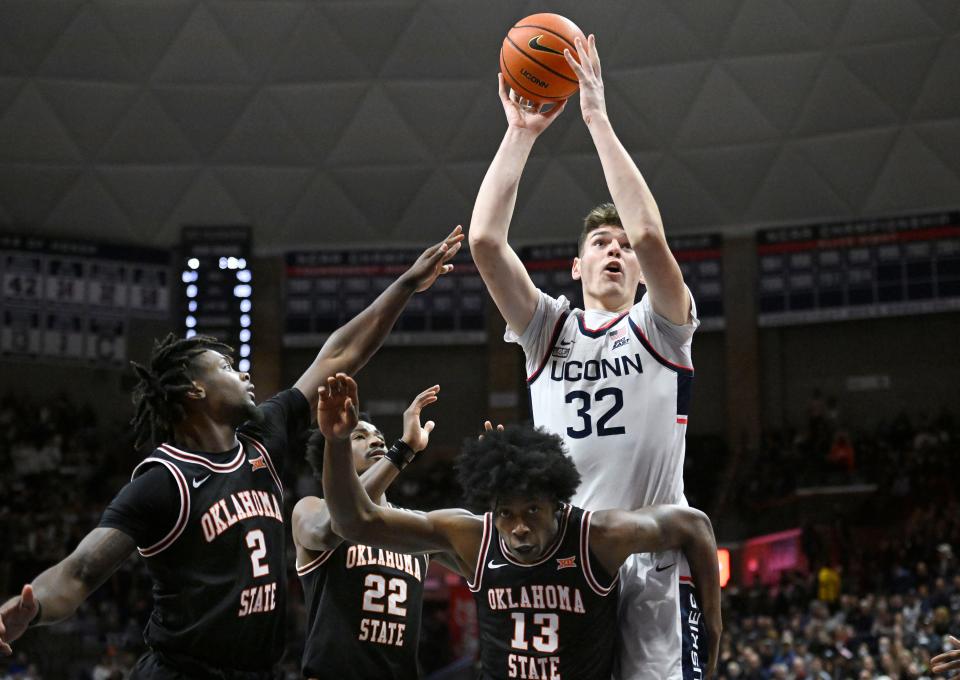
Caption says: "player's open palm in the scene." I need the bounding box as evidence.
[402,385,440,453]
[317,373,360,441]
[564,34,607,126]
[406,226,464,293]
[498,73,566,135]
[0,584,39,655]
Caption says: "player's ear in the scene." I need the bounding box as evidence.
[185,380,205,401]
[571,257,582,281]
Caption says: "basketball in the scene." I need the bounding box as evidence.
[500,13,587,106]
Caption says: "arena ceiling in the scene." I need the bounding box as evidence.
[0,0,958,253]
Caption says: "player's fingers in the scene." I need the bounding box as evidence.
[423,420,435,434]
[497,423,504,431]
[498,73,510,102]
[20,585,33,607]
[441,240,462,262]
[950,635,960,647]
[0,641,11,655]
[543,100,567,120]
[573,37,590,76]
[562,49,585,82]
[483,420,494,431]
[588,34,601,77]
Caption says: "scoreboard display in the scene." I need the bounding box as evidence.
[520,233,725,331]
[284,247,485,347]
[757,212,960,326]
[0,233,169,364]
[180,226,252,372]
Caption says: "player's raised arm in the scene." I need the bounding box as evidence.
[589,505,722,677]
[564,36,690,325]
[0,527,135,655]
[467,75,567,336]
[293,227,463,411]
[318,374,482,570]
[293,385,440,553]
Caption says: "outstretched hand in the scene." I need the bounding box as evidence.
[402,385,440,453]
[498,73,567,135]
[0,584,39,655]
[317,373,360,441]
[563,34,607,126]
[931,635,960,674]
[406,226,464,293]
[479,420,505,440]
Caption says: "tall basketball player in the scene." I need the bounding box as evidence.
[294,386,440,680]
[468,35,709,680]
[0,228,463,678]
[316,373,720,680]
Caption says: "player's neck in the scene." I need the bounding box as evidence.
[582,291,632,315]
[171,416,239,453]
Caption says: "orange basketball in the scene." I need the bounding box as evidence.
[500,13,587,106]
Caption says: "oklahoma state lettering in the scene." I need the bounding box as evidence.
[200,489,283,542]
[345,545,424,581]
[487,584,586,614]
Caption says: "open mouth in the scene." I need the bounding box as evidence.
[604,262,623,275]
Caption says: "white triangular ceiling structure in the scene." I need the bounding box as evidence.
[0,0,956,252]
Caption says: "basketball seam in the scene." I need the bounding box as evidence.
[514,23,580,51]
[505,35,579,86]
[500,48,570,101]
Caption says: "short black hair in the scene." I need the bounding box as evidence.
[129,333,233,450]
[456,424,581,512]
[578,202,622,254]
[304,411,374,481]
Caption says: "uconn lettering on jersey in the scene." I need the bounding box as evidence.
[549,354,643,383]
[200,489,283,542]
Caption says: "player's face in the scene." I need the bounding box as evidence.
[350,421,387,474]
[493,496,561,564]
[191,350,258,425]
[572,226,642,311]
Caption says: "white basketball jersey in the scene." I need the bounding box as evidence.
[508,290,698,511]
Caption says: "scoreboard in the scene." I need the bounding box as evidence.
[283,247,485,347]
[180,226,252,371]
[521,233,725,330]
[757,212,960,326]
[0,233,169,365]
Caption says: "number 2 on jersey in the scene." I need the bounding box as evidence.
[245,529,270,577]
[565,387,625,439]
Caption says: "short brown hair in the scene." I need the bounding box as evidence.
[578,202,622,254]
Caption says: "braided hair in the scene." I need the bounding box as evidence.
[130,333,234,450]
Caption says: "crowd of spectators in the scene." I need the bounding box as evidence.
[717,497,960,679]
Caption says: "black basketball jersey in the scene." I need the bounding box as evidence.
[131,433,287,671]
[469,505,619,680]
[298,538,428,679]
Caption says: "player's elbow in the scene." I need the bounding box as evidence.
[467,229,504,256]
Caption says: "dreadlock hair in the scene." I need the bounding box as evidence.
[456,424,581,512]
[130,333,234,450]
[304,411,373,481]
